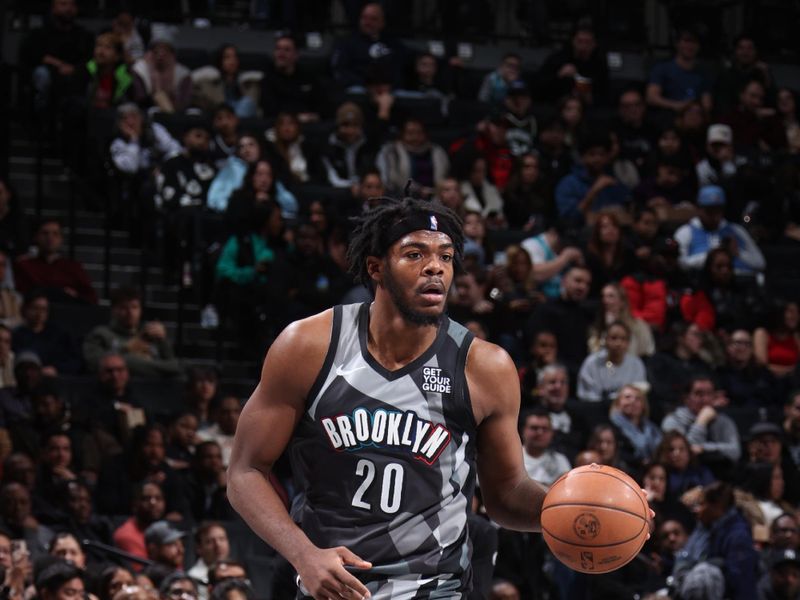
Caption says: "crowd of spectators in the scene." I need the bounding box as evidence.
[2,0,800,599]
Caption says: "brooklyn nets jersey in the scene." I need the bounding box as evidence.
[289,302,478,599]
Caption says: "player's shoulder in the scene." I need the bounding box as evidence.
[465,338,520,422]
[272,308,335,356]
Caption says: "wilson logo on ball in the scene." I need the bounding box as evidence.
[573,513,601,540]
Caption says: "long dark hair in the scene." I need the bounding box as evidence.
[239,159,277,199]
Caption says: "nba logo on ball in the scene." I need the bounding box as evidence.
[541,464,651,574]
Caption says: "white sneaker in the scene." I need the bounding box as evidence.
[201,304,219,329]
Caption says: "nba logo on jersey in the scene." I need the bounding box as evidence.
[429,215,438,231]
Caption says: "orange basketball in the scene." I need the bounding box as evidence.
[540,463,650,574]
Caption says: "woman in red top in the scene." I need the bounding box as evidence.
[754,300,800,377]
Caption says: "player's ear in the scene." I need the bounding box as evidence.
[366,256,383,284]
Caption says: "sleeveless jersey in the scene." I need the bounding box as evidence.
[289,302,477,599]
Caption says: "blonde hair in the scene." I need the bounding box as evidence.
[610,383,650,419]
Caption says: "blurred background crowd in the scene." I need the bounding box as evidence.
[0,0,800,599]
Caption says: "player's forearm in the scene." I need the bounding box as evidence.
[483,477,547,532]
[227,466,316,567]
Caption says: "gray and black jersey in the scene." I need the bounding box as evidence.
[289,302,478,599]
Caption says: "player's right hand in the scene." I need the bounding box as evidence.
[296,546,372,600]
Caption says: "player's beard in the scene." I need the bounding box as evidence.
[383,263,444,327]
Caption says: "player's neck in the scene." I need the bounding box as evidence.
[367,300,440,371]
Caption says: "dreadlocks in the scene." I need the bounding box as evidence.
[346,197,464,292]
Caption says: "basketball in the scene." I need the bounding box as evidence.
[540,463,650,574]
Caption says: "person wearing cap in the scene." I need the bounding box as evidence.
[536,23,608,106]
[320,101,380,191]
[646,28,712,116]
[502,81,537,157]
[155,119,216,211]
[758,548,800,600]
[696,123,745,187]
[131,27,192,114]
[227,197,561,600]
[144,521,185,571]
[770,513,800,552]
[745,420,800,506]
[673,184,765,274]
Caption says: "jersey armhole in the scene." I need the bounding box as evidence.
[305,305,342,405]
[454,331,477,430]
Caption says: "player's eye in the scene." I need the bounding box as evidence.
[440,254,453,262]
[406,252,422,259]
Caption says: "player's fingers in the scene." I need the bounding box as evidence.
[338,547,373,570]
[337,571,371,599]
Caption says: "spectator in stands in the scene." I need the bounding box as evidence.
[739,460,792,529]
[537,23,608,106]
[502,153,552,230]
[144,522,186,571]
[527,265,593,372]
[99,426,188,519]
[613,88,658,177]
[720,79,786,152]
[18,0,94,120]
[112,481,166,566]
[111,10,144,64]
[446,268,494,333]
[0,482,54,559]
[77,32,133,110]
[521,224,583,300]
[376,117,449,196]
[260,34,322,122]
[208,105,239,168]
[641,462,693,527]
[695,124,744,187]
[48,532,86,569]
[519,407,571,488]
[207,133,264,214]
[0,251,22,328]
[582,209,637,297]
[609,384,662,469]
[131,30,192,114]
[192,45,258,118]
[263,112,323,186]
[165,412,198,470]
[501,81,537,157]
[197,396,241,467]
[321,102,379,192]
[83,351,145,443]
[633,154,696,223]
[331,2,407,91]
[109,103,181,179]
[532,364,585,460]
[608,130,640,191]
[0,177,30,258]
[285,223,349,321]
[770,513,800,551]
[714,34,774,116]
[453,109,515,192]
[32,431,77,523]
[588,283,655,358]
[744,420,800,506]
[675,100,709,160]
[400,51,451,101]
[758,548,800,600]
[577,321,647,402]
[585,424,631,472]
[662,375,741,470]
[186,441,235,522]
[83,287,181,379]
[785,391,800,471]
[520,335,560,399]
[183,367,219,429]
[674,185,765,275]
[456,154,504,222]
[14,219,97,305]
[558,95,585,151]
[156,119,217,211]
[35,561,86,600]
[555,130,631,229]
[188,522,230,600]
[477,53,522,107]
[777,88,800,154]
[535,117,572,184]
[716,328,776,409]
[58,480,115,564]
[655,430,715,499]
[306,200,349,272]
[646,27,712,116]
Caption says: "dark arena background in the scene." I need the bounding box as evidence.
[0,0,799,598]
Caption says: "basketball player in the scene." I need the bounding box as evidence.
[227,198,549,599]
